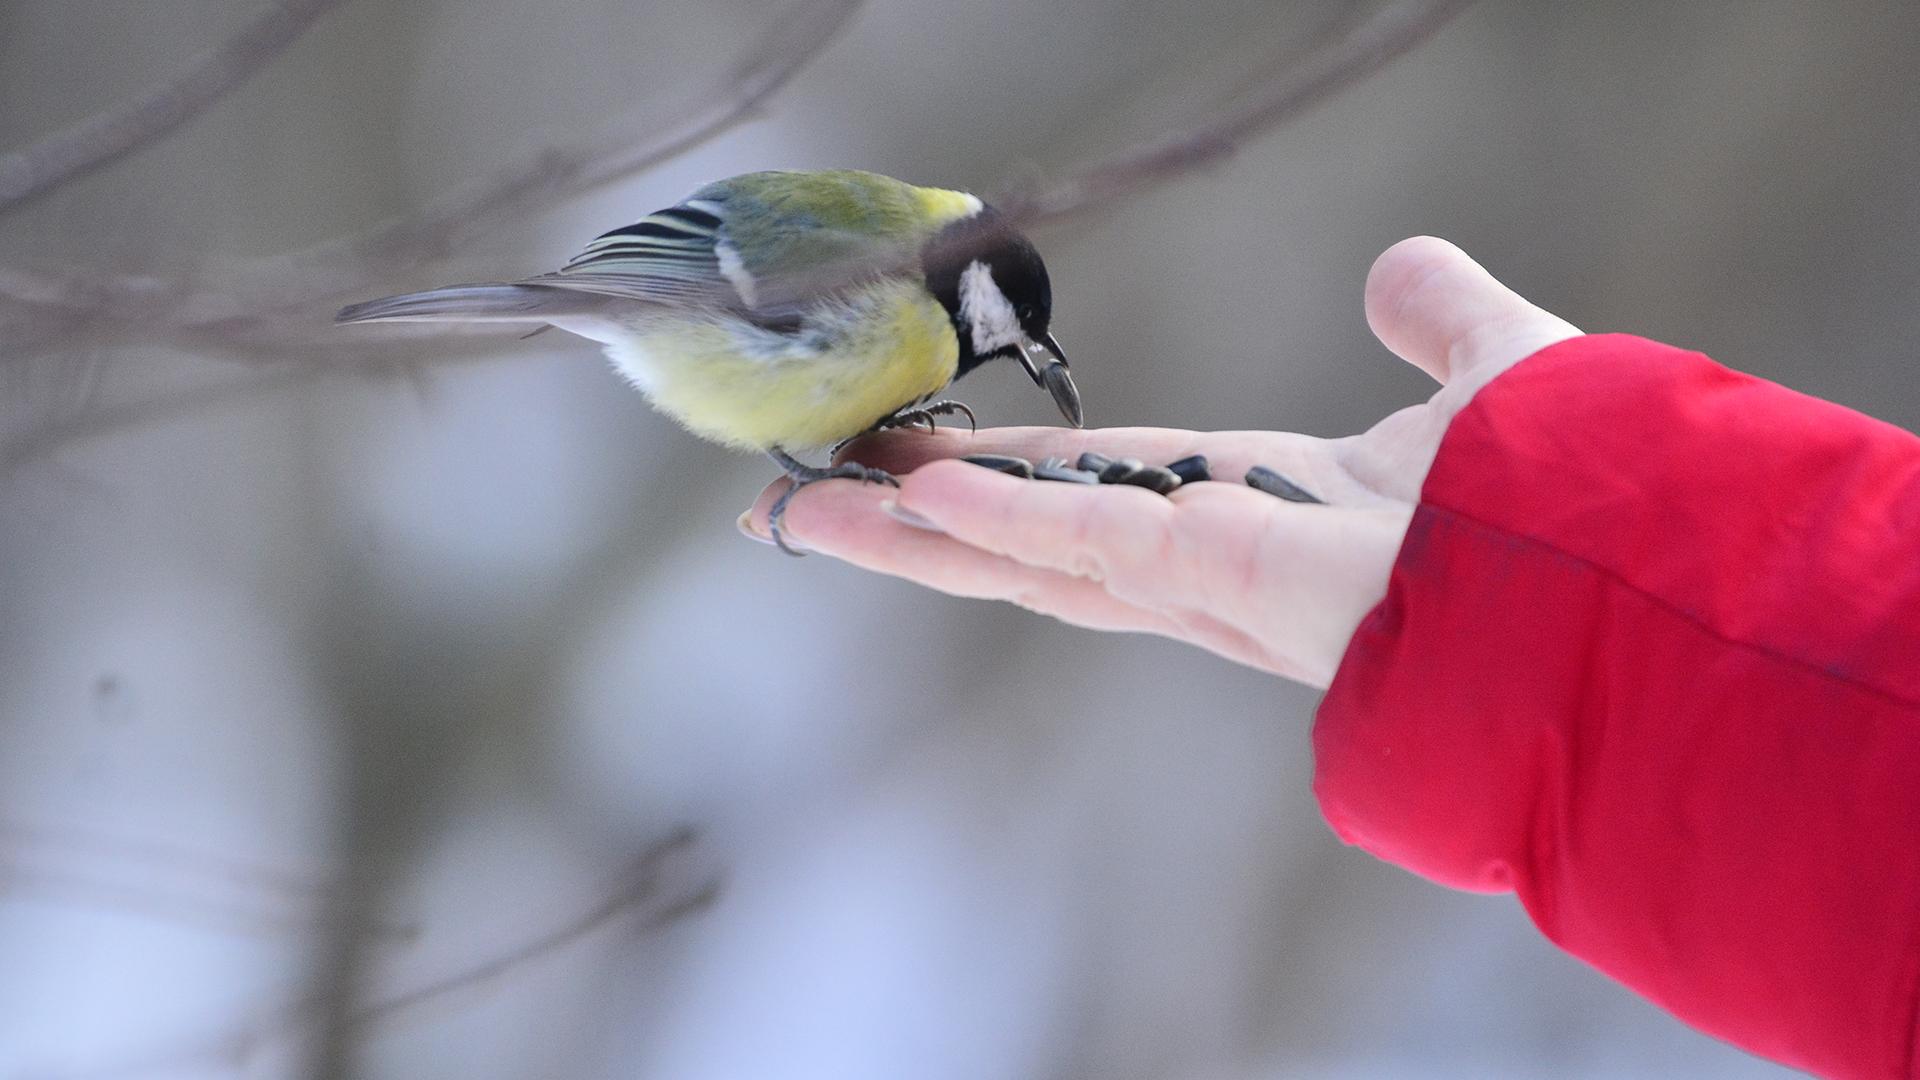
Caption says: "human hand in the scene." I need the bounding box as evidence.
[740,237,1582,687]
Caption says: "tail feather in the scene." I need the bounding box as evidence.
[335,283,592,324]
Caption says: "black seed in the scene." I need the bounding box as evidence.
[961,453,1035,478]
[1245,466,1324,504]
[1034,462,1100,484]
[1098,457,1144,484]
[1037,456,1070,472]
[1115,465,1182,495]
[1165,454,1211,485]
[1076,451,1113,474]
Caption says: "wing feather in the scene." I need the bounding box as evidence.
[528,204,743,308]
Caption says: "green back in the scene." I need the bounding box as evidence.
[692,169,949,281]
[530,170,974,314]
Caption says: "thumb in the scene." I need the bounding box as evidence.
[1364,236,1581,385]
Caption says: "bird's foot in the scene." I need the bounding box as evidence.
[829,400,977,457]
[882,399,977,435]
[766,449,899,557]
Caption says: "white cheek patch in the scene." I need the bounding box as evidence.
[958,260,1023,356]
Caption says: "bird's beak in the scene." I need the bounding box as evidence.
[1019,333,1083,428]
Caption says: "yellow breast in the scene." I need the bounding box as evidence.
[605,279,960,452]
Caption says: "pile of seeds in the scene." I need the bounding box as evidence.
[958,452,1324,504]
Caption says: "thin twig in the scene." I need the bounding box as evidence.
[0,0,349,217]
[0,818,340,900]
[0,0,867,338]
[0,338,526,474]
[0,865,419,942]
[1007,0,1478,222]
[758,0,1478,313]
[261,0,865,306]
[345,827,716,1029]
[32,827,712,1080]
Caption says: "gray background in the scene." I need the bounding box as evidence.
[5,1,1913,1076]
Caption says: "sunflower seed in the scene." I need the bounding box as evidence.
[1034,462,1100,484]
[961,453,1035,478]
[1245,466,1324,504]
[1114,464,1182,495]
[1165,454,1211,485]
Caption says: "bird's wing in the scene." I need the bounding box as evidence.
[521,202,744,309]
[699,172,938,309]
[526,174,950,321]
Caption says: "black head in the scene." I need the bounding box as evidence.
[922,208,1081,426]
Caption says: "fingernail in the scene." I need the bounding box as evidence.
[881,500,944,533]
[736,511,776,546]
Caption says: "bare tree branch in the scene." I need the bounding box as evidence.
[0,336,529,474]
[1004,0,1477,222]
[0,865,419,942]
[255,0,866,309]
[750,0,1478,313]
[0,0,349,218]
[35,827,714,1080]
[0,819,419,949]
[344,827,716,1030]
[0,0,867,339]
[0,817,342,900]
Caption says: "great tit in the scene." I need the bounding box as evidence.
[337,169,1082,552]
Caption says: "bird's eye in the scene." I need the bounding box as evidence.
[1017,304,1035,322]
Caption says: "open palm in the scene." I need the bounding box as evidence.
[742,237,1581,686]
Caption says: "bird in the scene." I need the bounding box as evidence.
[335,168,1083,553]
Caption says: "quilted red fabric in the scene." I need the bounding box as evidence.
[1315,335,1920,1078]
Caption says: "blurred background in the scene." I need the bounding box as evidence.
[3,1,1914,1076]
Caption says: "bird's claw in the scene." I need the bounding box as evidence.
[831,400,979,458]
[766,458,900,557]
[882,399,977,436]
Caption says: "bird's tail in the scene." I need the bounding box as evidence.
[335,283,599,324]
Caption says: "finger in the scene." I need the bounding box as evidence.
[739,475,1182,635]
[893,464,1401,684]
[743,460,1382,682]
[889,458,1179,585]
[1363,235,1581,385]
[889,458,1323,615]
[739,474,1301,673]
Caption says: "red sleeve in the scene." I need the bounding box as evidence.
[1314,334,1920,1079]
